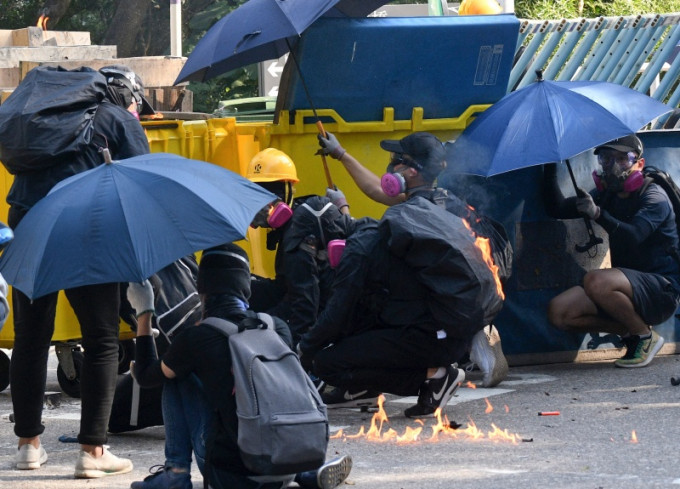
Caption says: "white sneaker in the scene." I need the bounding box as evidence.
[74,446,133,478]
[16,443,48,470]
[470,325,509,387]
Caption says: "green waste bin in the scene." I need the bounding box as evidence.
[213,96,276,122]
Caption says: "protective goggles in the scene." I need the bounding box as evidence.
[389,153,422,171]
[597,150,638,171]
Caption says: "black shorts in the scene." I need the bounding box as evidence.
[619,268,680,325]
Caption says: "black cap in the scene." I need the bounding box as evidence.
[100,64,155,115]
[594,134,643,157]
[380,132,446,182]
[197,243,251,301]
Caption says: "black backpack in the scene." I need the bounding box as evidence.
[642,166,680,234]
[430,188,513,285]
[0,66,107,174]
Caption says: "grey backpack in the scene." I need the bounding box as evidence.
[202,313,328,475]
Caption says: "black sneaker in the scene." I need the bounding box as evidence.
[404,366,465,418]
[321,387,380,409]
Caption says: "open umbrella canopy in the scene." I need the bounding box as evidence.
[446,79,673,177]
[0,153,276,299]
[174,0,389,84]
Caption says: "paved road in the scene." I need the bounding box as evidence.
[1,347,680,488]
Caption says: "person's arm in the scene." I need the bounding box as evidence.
[543,162,580,219]
[337,152,404,206]
[596,185,666,248]
[318,132,404,206]
[127,281,176,387]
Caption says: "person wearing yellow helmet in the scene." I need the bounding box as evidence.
[246,148,373,349]
[246,148,299,207]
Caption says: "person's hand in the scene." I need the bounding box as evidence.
[127,280,155,318]
[326,186,348,210]
[576,188,600,219]
[317,131,346,160]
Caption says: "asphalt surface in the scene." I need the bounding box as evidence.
[1,347,680,489]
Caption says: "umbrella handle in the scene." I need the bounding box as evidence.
[575,222,604,253]
[316,120,334,189]
[565,159,603,253]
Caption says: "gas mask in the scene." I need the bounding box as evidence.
[380,169,408,197]
[592,150,643,193]
[381,155,413,197]
[251,201,293,229]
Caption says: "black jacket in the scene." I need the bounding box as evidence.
[267,195,367,341]
[7,100,150,219]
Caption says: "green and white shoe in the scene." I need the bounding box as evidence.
[615,330,664,368]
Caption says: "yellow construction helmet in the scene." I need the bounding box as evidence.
[246,148,299,183]
[458,0,502,15]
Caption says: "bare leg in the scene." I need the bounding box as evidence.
[582,269,649,336]
[547,269,649,337]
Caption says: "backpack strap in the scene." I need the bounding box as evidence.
[201,317,240,337]
[203,314,274,335]
[256,312,275,330]
[300,201,334,249]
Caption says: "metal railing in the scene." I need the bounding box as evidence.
[512,13,680,127]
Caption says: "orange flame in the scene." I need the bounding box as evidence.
[462,219,505,299]
[332,394,521,445]
[504,404,510,413]
[465,381,477,389]
[487,423,520,443]
[484,398,493,413]
[36,14,49,30]
[366,395,390,441]
[631,430,638,443]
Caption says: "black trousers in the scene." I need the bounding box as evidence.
[10,283,121,446]
[313,325,468,396]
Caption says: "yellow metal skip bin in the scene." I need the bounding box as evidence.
[267,107,486,220]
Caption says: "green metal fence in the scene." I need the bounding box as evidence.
[512,13,680,127]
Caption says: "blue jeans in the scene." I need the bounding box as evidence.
[162,375,213,474]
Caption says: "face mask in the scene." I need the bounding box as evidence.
[592,150,642,192]
[251,201,293,229]
[592,169,644,193]
[327,239,346,268]
[380,168,408,197]
[267,201,293,228]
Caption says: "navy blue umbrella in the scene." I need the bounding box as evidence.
[174,0,390,84]
[446,75,673,252]
[447,77,673,177]
[0,152,276,299]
